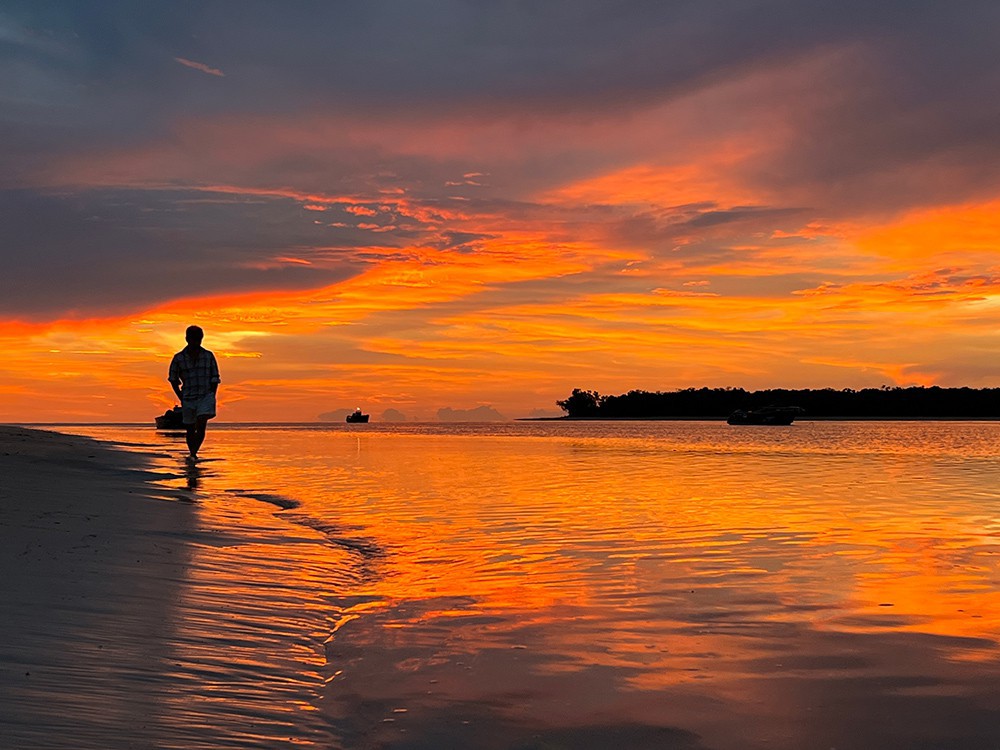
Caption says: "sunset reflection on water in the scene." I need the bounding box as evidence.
[75,421,1000,749]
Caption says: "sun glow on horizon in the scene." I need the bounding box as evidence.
[3,190,999,423]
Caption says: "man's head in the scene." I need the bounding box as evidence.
[185,325,204,345]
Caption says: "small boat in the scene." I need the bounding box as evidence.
[727,406,802,425]
[155,406,185,430]
[346,409,370,423]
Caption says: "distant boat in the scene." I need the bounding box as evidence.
[346,409,370,423]
[727,406,803,425]
[155,406,185,430]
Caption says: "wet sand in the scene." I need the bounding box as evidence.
[0,426,196,749]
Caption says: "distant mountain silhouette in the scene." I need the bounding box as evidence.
[438,405,506,422]
[380,408,408,422]
[556,386,1000,419]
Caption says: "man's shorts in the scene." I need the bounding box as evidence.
[181,393,217,425]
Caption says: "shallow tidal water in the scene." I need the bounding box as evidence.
[53,421,1000,748]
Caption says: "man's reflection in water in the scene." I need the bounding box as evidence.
[184,460,202,492]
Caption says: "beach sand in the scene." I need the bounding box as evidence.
[0,426,196,749]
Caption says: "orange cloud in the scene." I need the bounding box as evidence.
[541,152,760,209]
[855,200,1000,269]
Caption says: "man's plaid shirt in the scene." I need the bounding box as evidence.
[168,347,221,401]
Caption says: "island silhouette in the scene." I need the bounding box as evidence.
[556,386,1000,420]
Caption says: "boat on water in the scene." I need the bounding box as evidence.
[727,406,803,425]
[155,406,185,430]
[346,409,370,423]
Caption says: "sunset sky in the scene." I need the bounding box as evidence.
[3,1,1000,422]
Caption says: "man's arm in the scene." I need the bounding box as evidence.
[210,352,221,394]
[168,355,183,402]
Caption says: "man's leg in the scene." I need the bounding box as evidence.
[185,423,198,457]
[191,415,210,456]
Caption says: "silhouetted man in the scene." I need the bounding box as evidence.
[168,325,220,459]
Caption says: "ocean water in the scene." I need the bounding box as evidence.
[57,421,1000,748]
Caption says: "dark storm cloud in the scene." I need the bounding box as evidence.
[0,188,367,318]
[742,4,1000,211]
[5,1,996,131]
[684,207,806,229]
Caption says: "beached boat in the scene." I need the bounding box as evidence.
[727,406,802,425]
[155,406,185,430]
[346,409,370,423]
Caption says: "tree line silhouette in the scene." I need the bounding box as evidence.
[556,386,1000,419]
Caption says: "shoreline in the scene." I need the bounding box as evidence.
[12,416,1000,429]
[521,415,1000,421]
[0,426,197,748]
